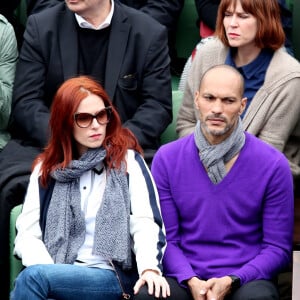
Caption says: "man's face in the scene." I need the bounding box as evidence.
[194,68,247,145]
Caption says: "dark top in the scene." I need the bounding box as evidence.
[225,48,273,117]
[78,26,111,85]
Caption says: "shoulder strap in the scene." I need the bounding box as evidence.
[38,177,55,239]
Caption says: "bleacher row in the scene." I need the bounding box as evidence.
[7,0,300,298]
[13,0,300,87]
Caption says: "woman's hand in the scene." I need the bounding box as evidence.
[133,269,170,298]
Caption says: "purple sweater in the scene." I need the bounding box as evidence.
[151,133,294,286]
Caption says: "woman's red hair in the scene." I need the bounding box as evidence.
[35,76,142,186]
[215,0,285,50]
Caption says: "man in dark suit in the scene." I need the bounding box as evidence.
[26,0,185,75]
[0,0,171,297]
[11,0,171,152]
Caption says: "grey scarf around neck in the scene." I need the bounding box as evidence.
[44,147,132,268]
[194,118,245,184]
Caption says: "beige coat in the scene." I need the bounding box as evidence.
[177,38,300,176]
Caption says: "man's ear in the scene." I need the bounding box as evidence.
[194,91,200,109]
[239,97,247,115]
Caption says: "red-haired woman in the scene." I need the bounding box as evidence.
[11,76,170,300]
[177,0,300,178]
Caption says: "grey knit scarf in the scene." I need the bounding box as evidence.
[43,147,132,268]
[194,119,245,184]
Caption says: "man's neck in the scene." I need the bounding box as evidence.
[80,0,112,28]
[224,153,239,173]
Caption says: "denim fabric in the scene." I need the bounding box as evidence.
[10,264,122,300]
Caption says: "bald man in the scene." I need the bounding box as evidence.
[143,65,294,300]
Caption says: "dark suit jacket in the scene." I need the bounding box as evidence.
[10,1,172,150]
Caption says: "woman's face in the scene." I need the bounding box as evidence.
[223,0,258,49]
[73,93,108,156]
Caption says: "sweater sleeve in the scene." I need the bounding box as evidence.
[14,163,54,266]
[0,15,18,147]
[151,148,198,284]
[232,154,294,285]
[127,150,166,276]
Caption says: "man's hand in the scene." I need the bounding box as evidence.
[133,269,170,298]
[187,276,211,300]
[205,276,232,300]
[187,276,232,300]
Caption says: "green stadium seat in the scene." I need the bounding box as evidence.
[292,0,300,60]
[13,0,27,27]
[9,204,23,291]
[172,0,199,90]
[175,0,199,59]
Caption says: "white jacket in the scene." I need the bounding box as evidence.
[14,150,166,276]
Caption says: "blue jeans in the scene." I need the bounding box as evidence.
[10,264,122,300]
